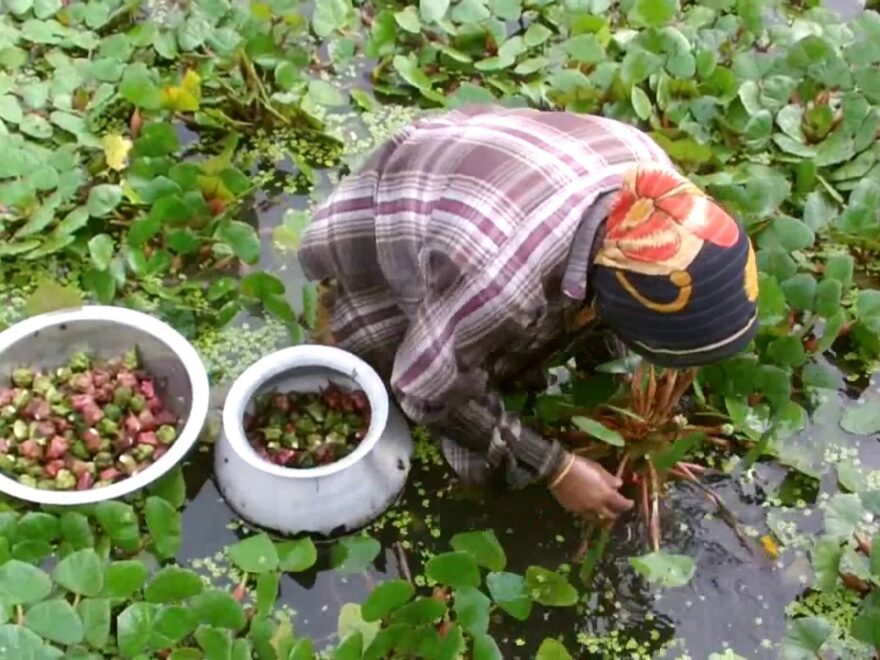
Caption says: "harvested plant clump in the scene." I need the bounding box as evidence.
[244,382,371,468]
[0,349,180,490]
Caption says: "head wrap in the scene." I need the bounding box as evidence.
[592,165,759,368]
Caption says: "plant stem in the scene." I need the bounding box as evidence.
[394,541,413,585]
[648,458,660,552]
[15,605,22,625]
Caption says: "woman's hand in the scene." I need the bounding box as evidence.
[549,454,634,518]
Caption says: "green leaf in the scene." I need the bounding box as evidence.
[824,493,864,539]
[23,278,82,317]
[330,536,381,575]
[87,234,114,271]
[312,0,352,37]
[228,533,279,574]
[337,603,380,649]
[102,560,148,598]
[195,624,232,659]
[362,580,414,622]
[216,220,260,264]
[335,631,364,660]
[154,605,198,646]
[851,593,880,649]
[561,34,604,64]
[782,273,816,312]
[419,0,449,21]
[59,512,94,550]
[824,254,854,288]
[0,95,22,123]
[450,530,506,571]
[82,268,116,304]
[485,571,530,620]
[535,638,573,660]
[394,6,421,33]
[145,566,205,603]
[148,466,186,509]
[306,79,347,107]
[255,572,278,617]
[472,633,503,660]
[814,279,842,319]
[811,537,842,591]
[389,596,447,626]
[840,403,880,435]
[277,538,317,572]
[629,551,695,588]
[524,23,552,47]
[86,185,122,217]
[767,336,806,368]
[0,560,51,604]
[191,589,247,630]
[52,549,104,597]
[25,598,84,645]
[20,114,52,138]
[524,567,578,606]
[392,54,442,101]
[78,598,111,649]
[631,86,652,120]
[652,433,704,471]
[17,512,58,542]
[452,586,491,635]
[783,616,832,659]
[570,416,624,446]
[117,602,156,657]
[93,501,140,553]
[425,552,481,588]
[764,218,815,252]
[870,532,880,577]
[628,0,676,28]
[120,64,160,110]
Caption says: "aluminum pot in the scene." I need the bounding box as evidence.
[0,306,210,506]
[215,344,413,536]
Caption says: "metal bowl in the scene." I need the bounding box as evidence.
[0,306,210,506]
[215,345,413,536]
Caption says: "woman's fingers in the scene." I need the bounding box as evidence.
[604,488,635,513]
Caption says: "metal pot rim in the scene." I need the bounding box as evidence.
[221,344,390,479]
[0,305,210,506]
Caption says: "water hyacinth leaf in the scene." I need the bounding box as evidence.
[452,586,491,635]
[191,589,247,630]
[472,633,503,660]
[312,0,352,37]
[335,631,364,660]
[306,79,347,107]
[629,551,695,588]
[78,598,111,649]
[420,0,449,22]
[425,551,481,588]
[289,638,314,660]
[216,220,260,264]
[93,501,140,552]
[330,535,381,575]
[255,572,279,617]
[394,6,421,33]
[59,512,94,550]
[811,537,842,591]
[631,86,652,120]
[570,416,624,446]
[148,465,186,508]
[277,537,318,572]
[840,403,880,436]
[22,278,83,317]
[0,560,51,604]
[337,603,380,649]
[52,548,104,597]
[86,185,122,217]
[195,625,232,658]
[389,596,447,626]
[783,616,832,659]
[228,533,279,574]
[535,638,573,660]
[25,599,84,645]
[145,566,205,603]
[851,592,880,649]
[450,530,506,571]
[361,580,414,622]
[102,560,148,599]
[652,433,704,471]
[87,233,114,271]
[119,63,161,109]
[524,567,578,606]
[485,571,530,620]
[824,493,864,539]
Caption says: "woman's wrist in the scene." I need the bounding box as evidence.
[548,452,576,490]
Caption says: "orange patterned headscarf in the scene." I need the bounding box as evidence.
[592,165,759,367]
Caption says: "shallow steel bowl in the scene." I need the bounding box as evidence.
[0,306,210,505]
